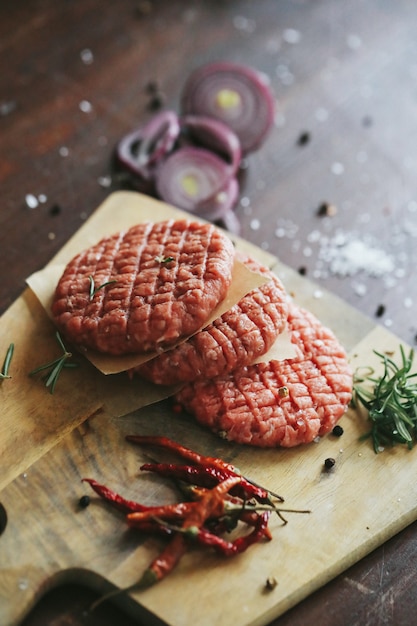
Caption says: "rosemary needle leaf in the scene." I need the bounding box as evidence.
[88,275,117,300]
[29,331,78,394]
[0,343,14,380]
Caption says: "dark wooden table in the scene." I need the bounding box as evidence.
[2,1,417,624]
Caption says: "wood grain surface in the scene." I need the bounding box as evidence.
[1,193,416,626]
[2,1,417,625]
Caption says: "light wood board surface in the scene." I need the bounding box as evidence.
[1,192,415,626]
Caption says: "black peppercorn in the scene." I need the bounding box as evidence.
[332,425,344,437]
[78,495,90,509]
[297,131,311,146]
[324,457,335,470]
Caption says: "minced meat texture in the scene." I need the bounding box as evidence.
[175,302,353,448]
[135,257,289,385]
[51,219,235,355]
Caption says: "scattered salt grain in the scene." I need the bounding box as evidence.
[18,579,28,591]
[283,28,301,44]
[275,219,299,239]
[79,100,93,113]
[59,146,69,157]
[307,230,322,243]
[250,218,260,231]
[404,297,413,308]
[313,289,323,299]
[25,194,38,209]
[233,15,256,33]
[353,282,367,296]
[80,48,94,65]
[240,196,250,208]
[331,162,345,175]
[274,112,286,128]
[38,194,47,203]
[0,100,16,116]
[98,175,112,188]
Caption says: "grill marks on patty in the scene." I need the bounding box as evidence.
[51,220,235,355]
[175,303,353,448]
[135,257,289,385]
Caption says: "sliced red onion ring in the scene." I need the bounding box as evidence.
[155,146,239,221]
[181,61,275,154]
[180,114,241,176]
[116,110,180,184]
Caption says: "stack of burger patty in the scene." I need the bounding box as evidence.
[52,219,352,448]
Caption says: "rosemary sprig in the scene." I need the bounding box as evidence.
[0,343,14,380]
[29,332,78,394]
[352,346,417,453]
[88,275,117,300]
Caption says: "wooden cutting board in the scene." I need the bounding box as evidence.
[1,192,416,626]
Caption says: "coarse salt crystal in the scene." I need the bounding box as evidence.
[79,100,93,113]
[331,162,345,175]
[283,28,301,44]
[80,48,94,64]
[25,194,38,209]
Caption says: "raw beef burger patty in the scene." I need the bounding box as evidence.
[135,257,289,385]
[175,302,352,447]
[51,219,235,355]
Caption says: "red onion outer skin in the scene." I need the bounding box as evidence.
[180,114,242,176]
[180,61,275,154]
[116,110,180,185]
[155,145,239,221]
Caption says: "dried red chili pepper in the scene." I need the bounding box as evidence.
[126,435,236,473]
[126,501,197,525]
[140,461,260,501]
[196,511,271,556]
[127,475,240,531]
[136,533,188,588]
[82,478,147,513]
[133,511,272,557]
[128,435,283,503]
